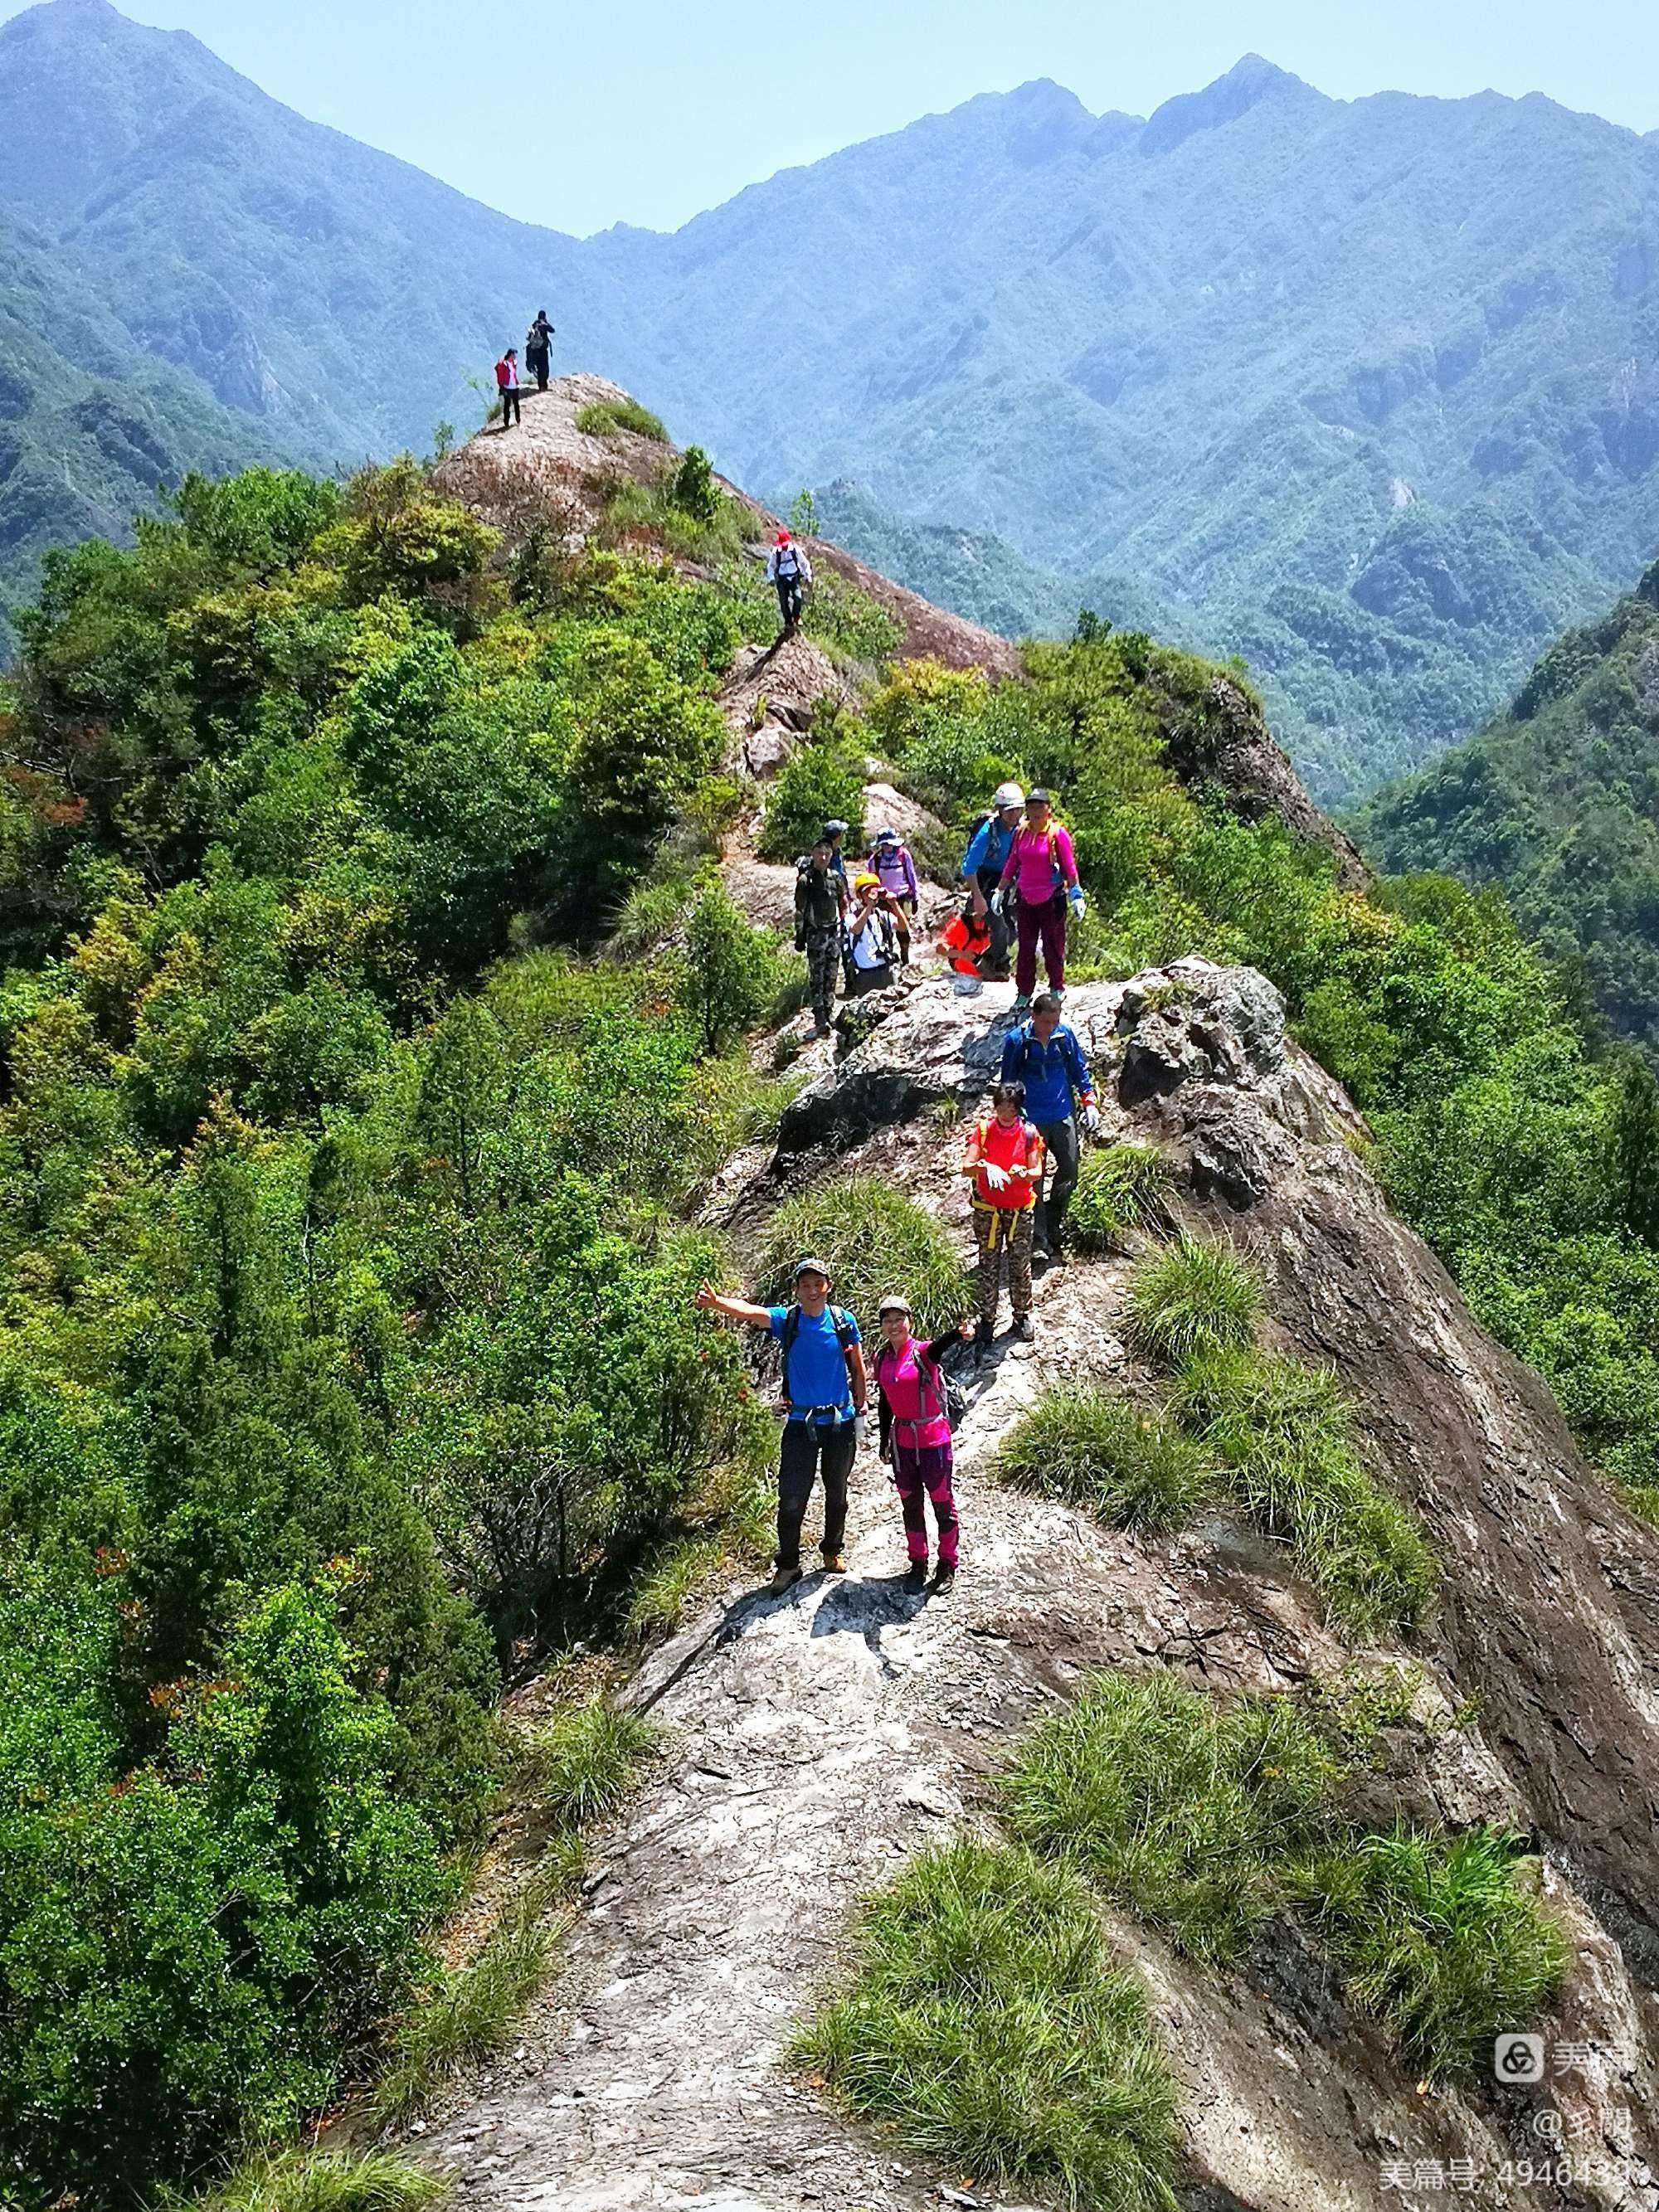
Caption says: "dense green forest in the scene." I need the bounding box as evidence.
[1,455,1656,2205]
[1357,554,1659,1060]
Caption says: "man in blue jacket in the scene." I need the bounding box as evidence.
[961,781,1024,979]
[999,991,1098,1263]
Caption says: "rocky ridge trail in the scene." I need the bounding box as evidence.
[433,377,1370,887]
[419,964,1659,2212]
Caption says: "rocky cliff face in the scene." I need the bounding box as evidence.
[415,961,1659,2212]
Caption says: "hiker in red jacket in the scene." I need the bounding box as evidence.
[494,347,521,430]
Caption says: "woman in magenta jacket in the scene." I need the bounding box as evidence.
[873,1296,973,1593]
[996,788,1086,1009]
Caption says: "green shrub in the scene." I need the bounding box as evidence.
[757,1179,971,1337]
[757,741,867,862]
[668,444,721,524]
[624,1534,727,1641]
[1126,1233,1262,1364]
[1001,1672,1340,1962]
[1291,1826,1567,2081]
[677,886,790,1053]
[518,1698,655,1828]
[795,1840,1180,2211]
[997,1388,1215,1532]
[1068,1144,1171,1254]
[1168,1346,1435,1635]
[576,398,669,441]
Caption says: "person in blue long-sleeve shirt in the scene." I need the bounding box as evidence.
[999,990,1098,1262]
[961,781,1024,979]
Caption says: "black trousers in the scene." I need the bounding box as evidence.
[1035,1113,1080,1253]
[975,866,1011,975]
[776,574,804,629]
[777,1420,855,1568]
[528,349,550,391]
[500,386,521,427]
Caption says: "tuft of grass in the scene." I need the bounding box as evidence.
[1068,1145,1172,1256]
[1126,1234,1262,1364]
[575,397,668,441]
[624,1534,727,1641]
[191,2149,445,2212]
[996,1387,1216,1534]
[795,1839,1180,2212]
[368,1911,552,2135]
[1167,1345,1434,1636]
[758,1179,971,1339]
[601,477,746,566]
[1000,1671,1340,1964]
[518,1697,655,1828]
[1290,1825,1568,2081]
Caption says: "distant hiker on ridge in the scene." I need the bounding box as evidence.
[494,346,522,430]
[766,528,811,634]
[795,836,849,1037]
[998,787,1085,1011]
[525,309,555,392]
[694,1260,867,1597]
[960,781,1024,981]
[1001,989,1099,1269]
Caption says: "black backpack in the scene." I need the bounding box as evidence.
[780,1302,859,1412]
[879,1339,966,1434]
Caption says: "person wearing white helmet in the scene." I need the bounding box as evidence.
[960,781,1024,980]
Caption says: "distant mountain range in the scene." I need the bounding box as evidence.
[1357,557,1659,1058]
[2,0,1657,804]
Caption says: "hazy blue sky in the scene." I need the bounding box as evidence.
[8,0,1658,234]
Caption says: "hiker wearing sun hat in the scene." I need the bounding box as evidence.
[694,1257,866,1595]
[873,1294,973,1594]
[765,527,813,634]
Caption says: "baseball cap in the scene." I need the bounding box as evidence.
[791,1256,832,1284]
[876,1292,912,1319]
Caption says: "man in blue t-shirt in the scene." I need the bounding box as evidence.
[695,1258,868,1595]
[999,991,1099,1263]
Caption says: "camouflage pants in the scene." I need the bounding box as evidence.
[974,1203,1034,1333]
[805,924,840,1023]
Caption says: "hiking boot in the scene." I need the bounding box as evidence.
[1011,994,1031,1015]
[1014,1313,1036,1344]
[931,1563,956,1596]
[768,1563,803,1597]
[821,1548,847,1574]
[902,1562,927,1594]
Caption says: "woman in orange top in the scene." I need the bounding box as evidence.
[962,1079,1045,1353]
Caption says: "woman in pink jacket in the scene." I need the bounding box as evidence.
[996,787,1085,1009]
[873,1296,973,1592]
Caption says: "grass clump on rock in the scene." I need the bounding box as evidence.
[1067,1143,1172,1254]
[997,1387,1215,1534]
[1126,1232,1262,1363]
[192,2149,445,2212]
[1168,1345,1433,1636]
[576,396,669,441]
[759,1180,971,1337]
[1002,1671,1339,1963]
[795,1839,1181,2211]
[1291,1824,1568,2082]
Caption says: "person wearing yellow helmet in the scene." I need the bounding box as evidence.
[848,870,899,992]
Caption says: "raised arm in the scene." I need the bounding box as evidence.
[694,1281,772,1330]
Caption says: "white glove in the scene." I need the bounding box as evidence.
[1082,1101,1101,1135]
[1068,887,1087,918]
[852,1412,868,1451]
[990,889,1005,916]
[981,1161,1010,1192]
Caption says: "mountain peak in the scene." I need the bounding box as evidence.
[1139,52,1324,157]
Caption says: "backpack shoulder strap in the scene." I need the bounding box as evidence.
[830,1304,858,1349]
